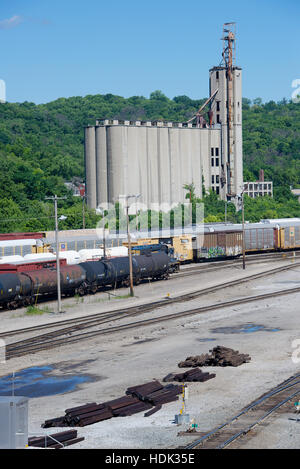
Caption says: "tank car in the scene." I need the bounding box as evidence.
[0,273,22,309]
[132,252,170,284]
[74,261,107,294]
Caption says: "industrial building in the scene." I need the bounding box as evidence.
[244,170,273,199]
[84,24,244,211]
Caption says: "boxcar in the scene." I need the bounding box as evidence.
[278,223,300,250]
[193,229,243,260]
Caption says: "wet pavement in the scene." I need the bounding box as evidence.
[0,365,94,398]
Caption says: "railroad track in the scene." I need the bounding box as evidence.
[5,263,300,359]
[0,251,295,315]
[184,373,300,449]
[172,251,299,278]
[2,261,300,342]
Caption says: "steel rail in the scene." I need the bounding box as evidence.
[219,389,300,449]
[2,261,300,343]
[6,283,300,359]
[185,374,300,449]
[0,251,295,314]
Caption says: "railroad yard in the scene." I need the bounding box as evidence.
[1,255,300,449]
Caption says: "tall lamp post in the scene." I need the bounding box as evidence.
[120,194,141,297]
[241,190,246,270]
[46,195,67,312]
[82,195,86,230]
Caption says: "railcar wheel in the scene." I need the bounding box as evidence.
[123,279,130,288]
[90,285,97,294]
[77,286,85,296]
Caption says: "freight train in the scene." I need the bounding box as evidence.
[128,219,300,262]
[0,252,170,310]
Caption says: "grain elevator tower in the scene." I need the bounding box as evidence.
[209,23,243,202]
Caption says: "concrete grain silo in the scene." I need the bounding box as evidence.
[84,24,243,211]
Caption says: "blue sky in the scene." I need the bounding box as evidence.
[1,0,299,104]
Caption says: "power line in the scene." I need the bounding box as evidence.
[0,215,56,223]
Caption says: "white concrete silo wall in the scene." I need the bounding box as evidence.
[88,123,227,210]
[147,127,159,207]
[135,126,148,204]
[169,128,182,205]
[190,129,202,200]
[178,129,193,198]
[157,127,171,206]
[84,126,97,209]
[107,126,126,203]
[201,130,209,193]
[95,126,108,206]
[233,69,243,196]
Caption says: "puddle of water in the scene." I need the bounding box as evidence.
[0,366,93,398]
[210,324,280,334]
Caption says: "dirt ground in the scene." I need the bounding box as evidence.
[1,258,300,449]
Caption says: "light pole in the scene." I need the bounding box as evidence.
[120,194,141,297]
[45,195,67,312]
[82,195,86,230]
[241,190,246,270]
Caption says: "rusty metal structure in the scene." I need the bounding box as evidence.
[222,22,236,198]
[209,23,243,204]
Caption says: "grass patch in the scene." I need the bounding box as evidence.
[25,305,50,316]
[111,293,132,300]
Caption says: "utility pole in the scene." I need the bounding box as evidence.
[45,195,67,312]
[120,194,141,297]
[82,195,86,230]
[126,203,134,297]
[241,191,246,270]
[103,227,107,259]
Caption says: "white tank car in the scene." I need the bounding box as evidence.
[78,249,104,262]
[0,255,24,264]
[106,246,128,258]
[24,253,56,262]
[57,250,82,265]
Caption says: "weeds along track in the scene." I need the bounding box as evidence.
[5,262,300,359]
[184,373,300,449]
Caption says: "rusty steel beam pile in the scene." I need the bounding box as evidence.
[28,430,84,449]
[42,380,182,428]
[163,368,216,383]
[178,346,251,368]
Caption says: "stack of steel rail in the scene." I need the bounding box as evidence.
[126,380,182,406]
[28,430,84,448]
[43,380,182,428]
[178,346,251,368]
[163,368,216,383]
